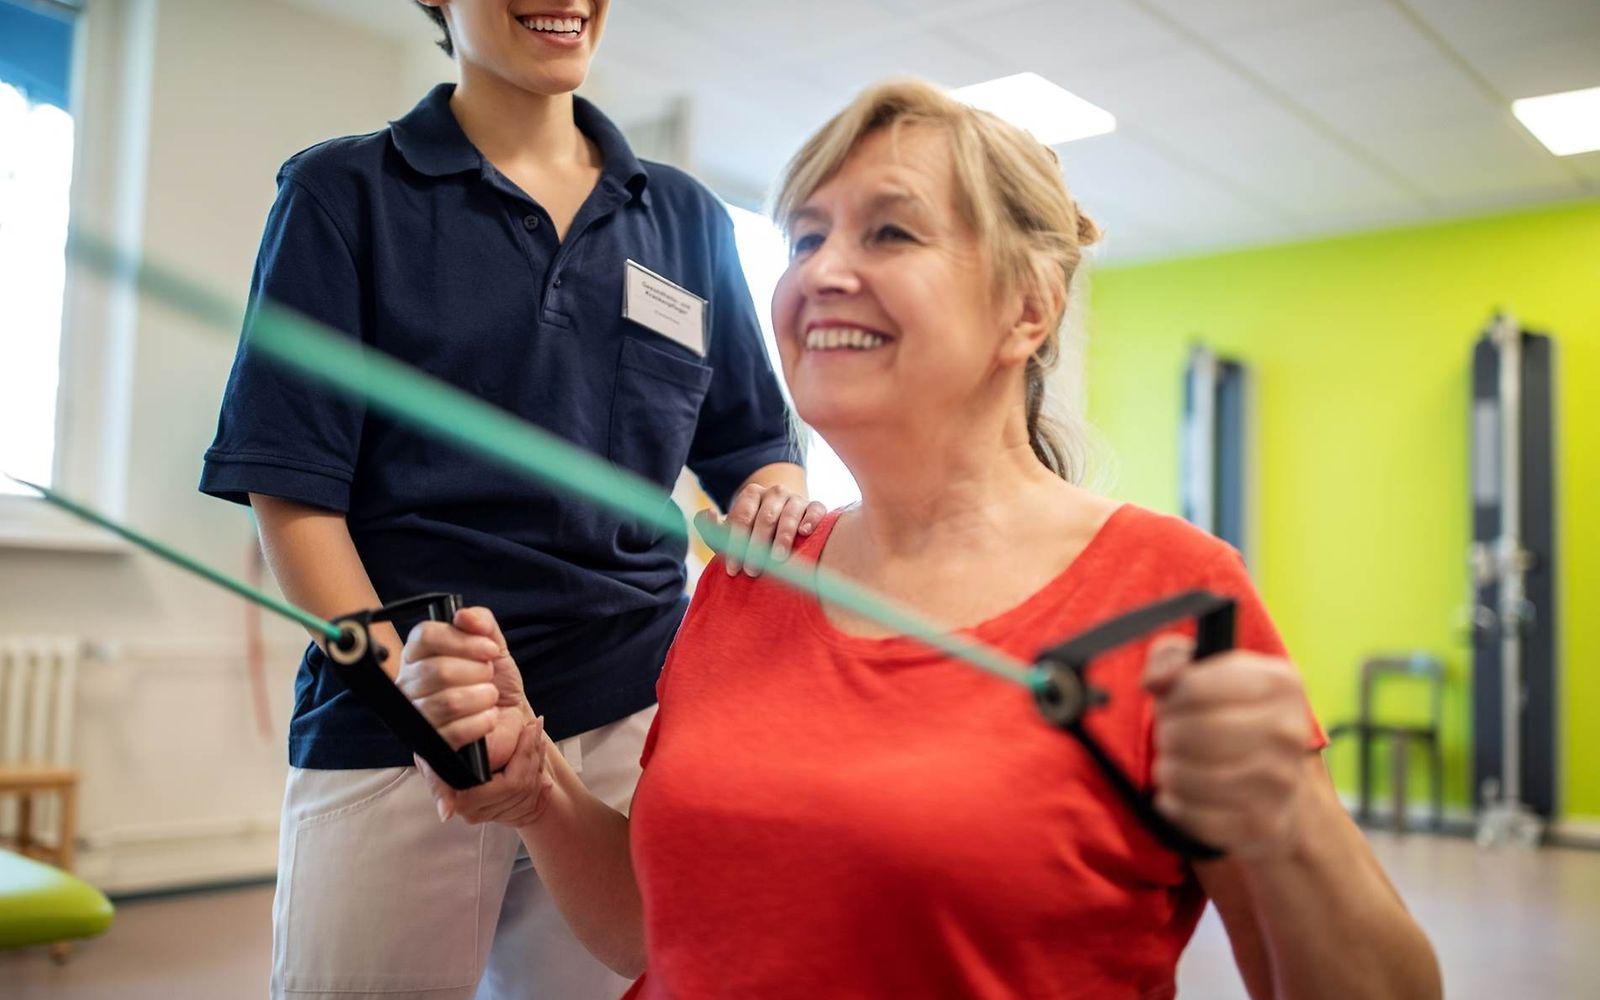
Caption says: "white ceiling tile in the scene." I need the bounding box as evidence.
[1474,29,1600,99]
[1208,3,1443,90]
[1056,132,1294,240]
[1292,58,1496,132]
[1136,0,1380,37]
[1402,0,1600,49]
[1399,1,1600,98]
[870,0,1037,20]
[796,28,1010,102]
[1147,97,1420,220]
[1052,46,1266,124]
[1569,151,1600,185]
[1293,62,1588,200]
[1361,120,1576,202]
[969,0,1188,73]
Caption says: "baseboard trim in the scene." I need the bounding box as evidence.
[1338,793,1600,851]
[1550,817,1600,850]
[77,826,278,894]
[109,873,275,904]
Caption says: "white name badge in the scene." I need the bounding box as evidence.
[622,259,706,356]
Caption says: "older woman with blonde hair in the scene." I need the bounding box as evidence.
[398,79,1440,999]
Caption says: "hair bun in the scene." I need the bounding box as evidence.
[1074,207,1102,247]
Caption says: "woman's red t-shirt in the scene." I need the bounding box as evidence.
[623,504,1320,999]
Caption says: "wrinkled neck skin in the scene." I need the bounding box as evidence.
[449,61,592,172]
[822,378,1075,566]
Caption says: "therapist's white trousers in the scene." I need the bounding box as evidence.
[269,706,656,1000]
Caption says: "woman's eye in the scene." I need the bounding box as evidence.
[873,224,914,243]
[790,233,824,257]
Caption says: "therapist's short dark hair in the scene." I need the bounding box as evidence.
[413,2,453,57]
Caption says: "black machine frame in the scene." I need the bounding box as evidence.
[1470,313,1558,844]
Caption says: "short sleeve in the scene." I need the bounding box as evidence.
[198,176,367,511]
[684,210,801,510]
[1199,548,1328,750]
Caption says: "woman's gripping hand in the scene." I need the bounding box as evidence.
[399,606,552,826]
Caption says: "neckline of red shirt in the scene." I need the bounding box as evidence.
[793,502,1134,663]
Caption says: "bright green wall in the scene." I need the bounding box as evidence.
[1087,199,1600,820]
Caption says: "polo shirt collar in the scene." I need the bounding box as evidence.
[390,84,651,205]
[573,95,651,206]
[390,84,480,177]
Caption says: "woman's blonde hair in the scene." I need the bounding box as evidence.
[772,78,1101,483]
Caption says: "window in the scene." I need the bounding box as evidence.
[0,0,79,497]
[726,202,861,510]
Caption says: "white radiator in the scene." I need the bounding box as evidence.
[0,637,81,845]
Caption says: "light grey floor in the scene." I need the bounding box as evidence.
[4,832,1598,998]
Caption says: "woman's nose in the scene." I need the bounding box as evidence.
[798,239,860,298]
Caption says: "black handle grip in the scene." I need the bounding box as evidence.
[333,591,493,789]
[1034,589,1237,861]
[415,593,490,787]
[1194,602,1235,660]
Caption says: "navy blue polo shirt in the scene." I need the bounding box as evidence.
[200,84,797,768]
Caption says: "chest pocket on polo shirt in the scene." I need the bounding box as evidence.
[608,335,713,488]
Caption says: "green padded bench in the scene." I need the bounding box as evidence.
[0,848,114,952]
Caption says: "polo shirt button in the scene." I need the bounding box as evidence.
[553,276,563,288]
[523,214,539,231]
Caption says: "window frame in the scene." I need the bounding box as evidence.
[0,0,153,551]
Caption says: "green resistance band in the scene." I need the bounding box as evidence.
[67,231,1046,693]
[6,474,341,642]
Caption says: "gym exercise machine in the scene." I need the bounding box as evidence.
[1470,312,1557,847]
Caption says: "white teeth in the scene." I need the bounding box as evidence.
[523,15,582,34]
[804,327,887,351]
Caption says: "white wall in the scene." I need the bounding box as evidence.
[0,0,446,893]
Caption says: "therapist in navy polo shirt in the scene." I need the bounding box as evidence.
[200,3,819,998]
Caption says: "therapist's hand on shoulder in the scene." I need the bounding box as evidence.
[1142,635,1313,860]
[697,480,827,578]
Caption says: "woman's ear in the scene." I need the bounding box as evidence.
[998,267,1061,367]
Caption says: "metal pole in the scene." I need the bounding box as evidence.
[1477,312,1543,848]
[1498,314,1523,812]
